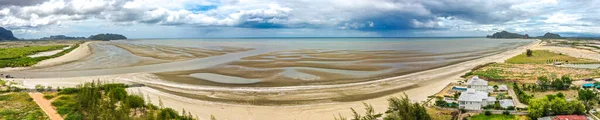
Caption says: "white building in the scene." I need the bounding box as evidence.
[498,85,509,91]
[466,76,489,92]
[458,89,495,110]
[499,99,515,108]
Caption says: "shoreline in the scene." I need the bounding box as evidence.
[7,39,541,120]
[33,41,92,68]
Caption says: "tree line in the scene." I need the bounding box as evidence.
[335,94,431,120]
[51,81,203,120]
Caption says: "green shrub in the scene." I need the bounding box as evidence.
[484,111,492,116]
[57,106,74,115]
[58,88,79,94]
[43,94,56,99]
[65,112,83,120]
[502,111,510,115]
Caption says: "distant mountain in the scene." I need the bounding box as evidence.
[486,31,527,39]
[539,32,562,39]
[88,33,127,41]
[41,35,87,40]
[0,27,18,40]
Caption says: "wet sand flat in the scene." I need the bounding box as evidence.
[154,47,507,87]
[3,38,539,120]
[113,43,253,61]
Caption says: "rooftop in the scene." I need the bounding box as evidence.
[466,76,488,86]
[499,99,514,108]
[498,85,509,91]
[458,89,489,101]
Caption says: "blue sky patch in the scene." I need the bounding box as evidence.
[186,5,218,13]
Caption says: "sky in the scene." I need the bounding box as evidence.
[0,0,599,39]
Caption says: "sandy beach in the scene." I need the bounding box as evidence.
[33,42,92,68]
[5,39,540,120]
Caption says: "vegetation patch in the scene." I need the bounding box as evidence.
[51,82,199,120]
[469,63,600,82]
[0,44,80,68]
[469,114,518,120]
[527,93,585,118]
[335,94,433,120]
[506,50,598,64]
[0,92,48,120]
[426,107,454,120]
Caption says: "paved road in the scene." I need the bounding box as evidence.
[29,92,63,120]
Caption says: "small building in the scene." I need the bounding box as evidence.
[553,115,590,120]
[499,99,515,108]
[458,89,494,110]
[498,85,509,91]
[553,62,563,65]
[466,76,488,92]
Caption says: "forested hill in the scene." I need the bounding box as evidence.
[486,31,528,39]
[541,32,562,39]
[88,33,127,41]
[0,27,18,40]
[41,35,86,40]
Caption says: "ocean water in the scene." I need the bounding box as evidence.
[127,37,533,53]
[9,38,535,80]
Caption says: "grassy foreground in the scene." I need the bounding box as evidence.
[506,50,598,64]
[51,82,199,120]
[0,92,49,120]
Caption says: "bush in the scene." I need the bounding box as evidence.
[35,84,45,92]
[459,108,466,113]
[58,88,78,95]
[484,111,492,116]
[43,94,55,99]
[435,99,448,107]
[56,106,74,115]
[64,112,83,120]
[506,106,516,110]
[502,111,510,115]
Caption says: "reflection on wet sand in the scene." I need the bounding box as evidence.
[155,47,507,87]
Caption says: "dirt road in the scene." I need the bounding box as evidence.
[29,92,63,120]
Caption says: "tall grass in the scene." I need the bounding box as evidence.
[506,50,599,64]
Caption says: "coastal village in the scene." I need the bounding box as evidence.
[420,32,600,120]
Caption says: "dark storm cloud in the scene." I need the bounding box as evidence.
[0,0,46,8]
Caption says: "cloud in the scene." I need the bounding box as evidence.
[2,0,600,38]
[0,0,47,8]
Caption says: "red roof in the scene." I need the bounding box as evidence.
[553,115,588,120]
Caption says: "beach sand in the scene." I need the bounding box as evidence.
[33,42,92,68]
[7,40,541,120]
